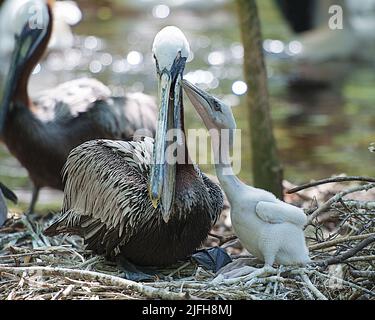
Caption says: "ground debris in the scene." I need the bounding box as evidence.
[0,178,374,300]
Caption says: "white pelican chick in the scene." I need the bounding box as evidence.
[183,79,310,276]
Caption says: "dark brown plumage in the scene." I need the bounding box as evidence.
[0,3,157,211]
[44,138,223,266]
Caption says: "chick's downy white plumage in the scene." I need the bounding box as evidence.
[183,79,310,267]
[230,186,310,266]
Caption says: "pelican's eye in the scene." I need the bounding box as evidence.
[153,55,160,74]
[173,51,182,66]
[176,51,181,60]
[171,51,186,77]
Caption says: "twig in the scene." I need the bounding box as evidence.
[306,183,375,226]
[0,232,27,248]
[273,267,282,297]
[220,235,238,246]
[332,201,375,211]
[309,233,375,251]
[62,284,75,298]
[350,270,375,279]
[149,281,206,290]
[0,266,197,300]
[283,181,312,201]
[287,176,375,194]
[0,246,85,262]
[311,269,375,296]
[0,261,48,267]
[300,273,328,300]
[312,234,375,267]
[167,262,191,277]
[344,255,375,263]
[51,288,65,300]
[20,217,45,248]
[208,233,238,246]
[75,256,103,269]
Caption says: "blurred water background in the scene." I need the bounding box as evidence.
[0,0,374,210]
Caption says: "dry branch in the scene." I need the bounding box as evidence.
[208,233,238,246]
[312,235,375,267]
[287,176,375,194]
[299,273,327,300]
[308,233,375,251]
[332,201,375,211]
[306,183,375,226]
[344,255,375,263]
[350,270,375,279]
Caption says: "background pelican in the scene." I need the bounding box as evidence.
[44,26,224,268]
[0,0,157,213]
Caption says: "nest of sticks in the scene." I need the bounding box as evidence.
[0,176,374,300]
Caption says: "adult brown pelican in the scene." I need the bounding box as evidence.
[0,0,157,213]
[44,26,224,267]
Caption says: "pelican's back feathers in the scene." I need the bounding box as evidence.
[32,78,157,139]
[45,138,156,256]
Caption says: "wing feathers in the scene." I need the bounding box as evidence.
[255,201,307,227]
[45,138,157,257]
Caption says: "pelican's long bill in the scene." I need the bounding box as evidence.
[0,0,50,134]
[182,79,236,150]
[182,79,214,122]
[149,62,185,223]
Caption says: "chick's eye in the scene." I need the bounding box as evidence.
[213,101,222,112]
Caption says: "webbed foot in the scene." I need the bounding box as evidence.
[211,263,277,285]
[116,256,157,282]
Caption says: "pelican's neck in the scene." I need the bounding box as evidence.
[15,66,33,108]
[211,128,242,202]
[14,7,53,107]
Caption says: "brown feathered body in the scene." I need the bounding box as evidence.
[44,138,224,266]
[3,78,157,191]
